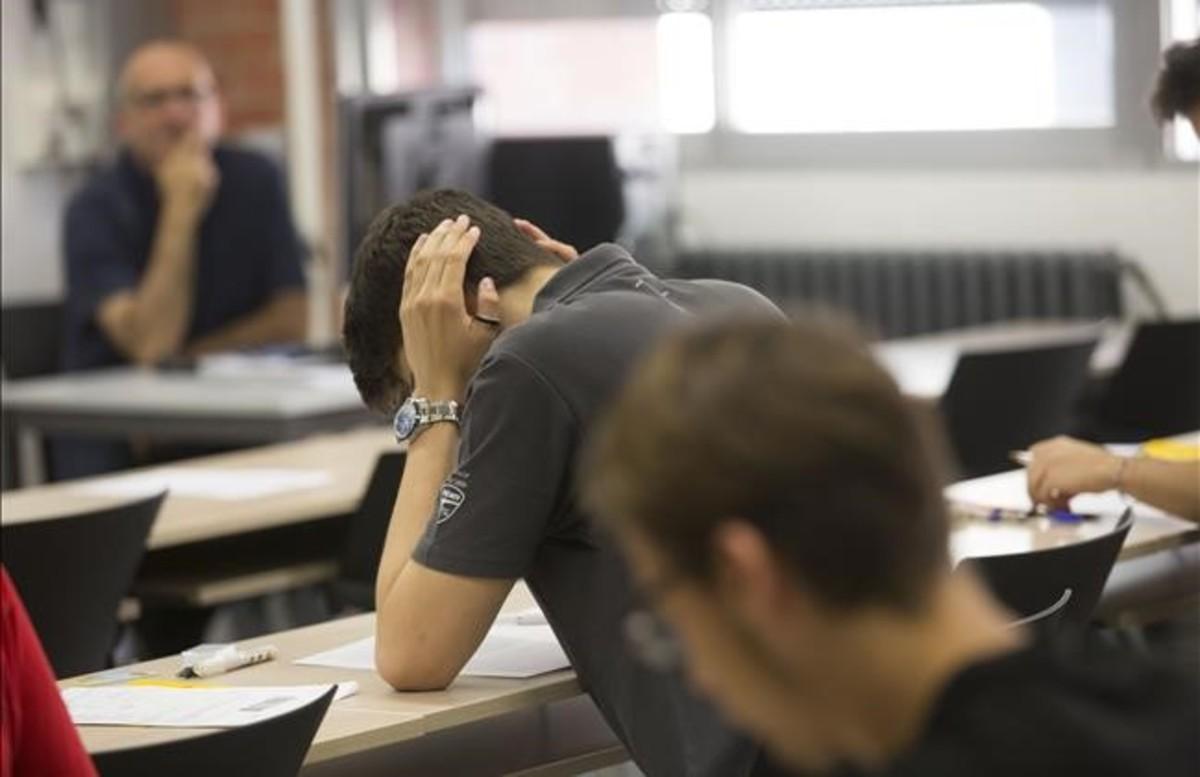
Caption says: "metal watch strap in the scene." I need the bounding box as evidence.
[409,397,460,441]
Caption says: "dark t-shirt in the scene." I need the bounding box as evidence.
[62,145,306,371]
[413,244,782,777]
[843,643,1199,777]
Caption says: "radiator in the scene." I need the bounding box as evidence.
[668,250,1125,339]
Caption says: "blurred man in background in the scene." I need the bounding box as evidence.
[58,40,307,478]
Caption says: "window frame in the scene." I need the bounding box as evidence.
[682,0,1181,170]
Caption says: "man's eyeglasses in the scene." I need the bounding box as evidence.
[623,571,687,673]
[127,85,212,111]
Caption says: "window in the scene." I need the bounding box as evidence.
[726,1,1114,134]
[467,13,713,136]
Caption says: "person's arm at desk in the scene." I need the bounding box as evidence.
[183,289,308,356]
[184,156,310,356]
[1028,436,1200,522]
[96,134,216,366]
[374,217,513,691]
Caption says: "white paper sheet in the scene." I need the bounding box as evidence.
[63,682,356,728]
[75,468,333,501]
[295,612,570,679]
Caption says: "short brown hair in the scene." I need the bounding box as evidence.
[1152,39,1200,123]
[583,317,951,612]
[343,189,561,414]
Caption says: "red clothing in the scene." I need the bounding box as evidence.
[1,567,97,777]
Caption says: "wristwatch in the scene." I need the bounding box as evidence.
[393,396,461,443]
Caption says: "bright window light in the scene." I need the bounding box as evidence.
[729,2,1095,133]
[657,12,715,133]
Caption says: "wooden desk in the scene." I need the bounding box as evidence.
[946,467,1199,564]
[874,319,1131,399]
[1,428,395,550]
[2,361,377,485]
[66,587,628,776]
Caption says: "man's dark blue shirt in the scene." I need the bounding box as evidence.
[62,145,306,370]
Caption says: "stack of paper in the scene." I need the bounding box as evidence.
[63,682,356,728]
[296,610,569,679]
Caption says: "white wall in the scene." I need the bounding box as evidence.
[678,166,1200,315]
[0,0,78,302]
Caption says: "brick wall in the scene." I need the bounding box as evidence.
[168,0,285,134]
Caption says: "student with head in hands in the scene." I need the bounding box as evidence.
[582,317,1199,777]
[342,189,788,776]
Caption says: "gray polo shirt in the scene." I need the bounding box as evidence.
[413,244,780,777]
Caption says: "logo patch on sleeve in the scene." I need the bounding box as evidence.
[436,476,467,524]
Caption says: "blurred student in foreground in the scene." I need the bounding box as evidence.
[583,318,1199,777]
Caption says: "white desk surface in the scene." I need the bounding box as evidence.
[946,467,1198,564]
[65,585,586,766]
[1,362,363,418]
[875,319,1130,399]
[0,428,396,549]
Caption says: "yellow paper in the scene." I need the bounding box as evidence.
[1141,439,1200,462]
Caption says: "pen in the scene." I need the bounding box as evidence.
[949,501,1091,525]
[178,644,278,678]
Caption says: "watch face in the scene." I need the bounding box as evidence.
[393,400,419,440]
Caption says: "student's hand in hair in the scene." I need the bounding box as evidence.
[514,218,578,262]
[1026,436,1121,510]
[400,215,502,403]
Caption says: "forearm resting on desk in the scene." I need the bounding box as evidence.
[1124,458,1200,523]
[184,290,309,356]
[374,424,512,691]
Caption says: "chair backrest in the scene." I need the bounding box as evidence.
[0,493,163,677]
[1008,588,1072,638]
[334,451,406,610]
[487,136,625,252]
[91,685,336,777]
[967,510,1133,627]
[940,338,1097,478]
[1,300,63,379]
[1095,318,1200,440]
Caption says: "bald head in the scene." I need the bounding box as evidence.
[117,40,222,168]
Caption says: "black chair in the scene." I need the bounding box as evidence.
[91,684,336,777]
[1,300,64,488]
[487,136,625,252]
[1008,588,1072,638]
[332,451,406,611]
[966,509,1133,628]
[1090,318,1200,441]
[0,299,63,379]
[940,338,1098,478]
[0,493,164,677]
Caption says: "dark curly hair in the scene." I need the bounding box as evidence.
[1152,39,1200,123]
[342,189,561,414]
